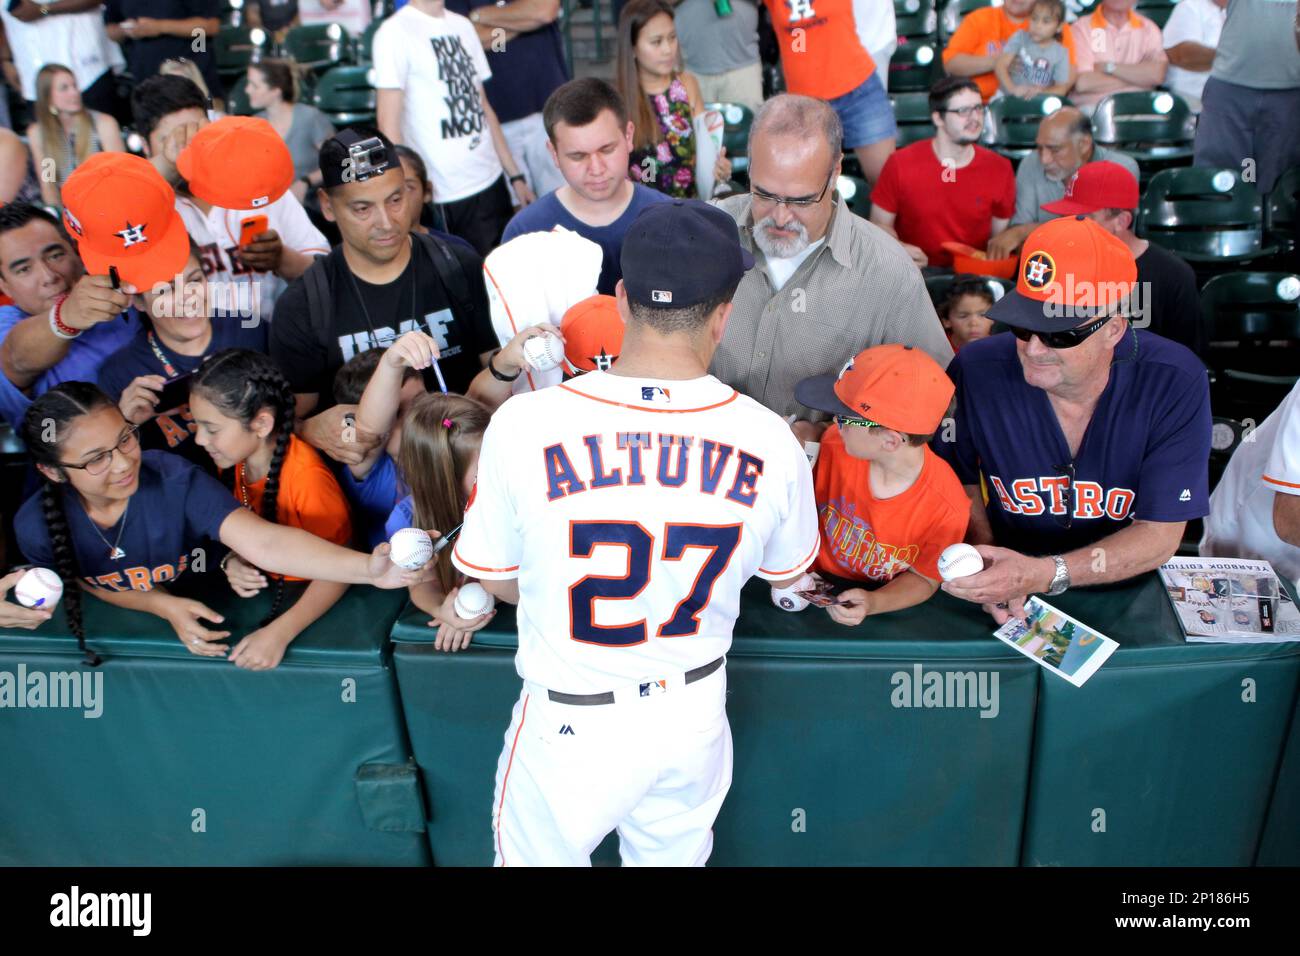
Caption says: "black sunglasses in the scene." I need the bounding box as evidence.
[1009,313,1114,349]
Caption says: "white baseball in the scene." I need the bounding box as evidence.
[15,567,63,609]
[522,333,563,372]
[937,543,984,581]
[453,582,495,619]
[771,571,816,612]
[388,528,434,570]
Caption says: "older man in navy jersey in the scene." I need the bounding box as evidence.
[937,215,1212,622]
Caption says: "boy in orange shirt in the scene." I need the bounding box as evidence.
[795,344,970,626]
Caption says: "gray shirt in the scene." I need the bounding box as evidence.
[260,103,337,180]
[675,0,760,76]
[1011,145,1141,225]
[1212,0,1300,90]
[1003,31,1071,88]
[710,193,953,419]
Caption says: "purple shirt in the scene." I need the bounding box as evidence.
[936,329,1212,556]
[0,304,142,432]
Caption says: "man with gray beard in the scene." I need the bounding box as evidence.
[711,95,951,439]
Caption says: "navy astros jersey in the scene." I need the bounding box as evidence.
[16,450,241,591]
[937,328,1212,556]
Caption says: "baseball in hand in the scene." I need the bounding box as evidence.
[771,571,816,612]
[937,543,984,582]
[522,333,563,372]
[388,528,434,570]
[453,582,495,619]
[15,567,63,609]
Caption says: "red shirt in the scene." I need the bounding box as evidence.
[813,427,970,584]
[870,140,1017,267]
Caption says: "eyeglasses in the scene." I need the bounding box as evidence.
[943,103,987,118]
[751,170,835,209]
[834,414,881,430]
[58,425,140,476]
[1009,313,1115,349]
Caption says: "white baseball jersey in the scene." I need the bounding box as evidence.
[1201,379,1300,582]
[453,371,820,694]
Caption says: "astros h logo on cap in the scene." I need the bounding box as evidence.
[561,294,624,374]
[61,152,190,290]
[988,216,1137,334]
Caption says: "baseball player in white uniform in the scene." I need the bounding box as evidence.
[452,200,820,866]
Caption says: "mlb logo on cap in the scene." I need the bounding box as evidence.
[652,290,673,303]
[178,116,294,212]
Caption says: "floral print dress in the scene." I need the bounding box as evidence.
[629,75,696,199]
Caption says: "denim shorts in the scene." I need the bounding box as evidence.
[828,70,898,149]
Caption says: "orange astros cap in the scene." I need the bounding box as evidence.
[561,294,623,373]
[989,215,1137,332]
[177,116,294,210]
[61,152,190,290]
[795,344,954,435]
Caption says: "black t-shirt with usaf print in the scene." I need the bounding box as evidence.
[269,235,495,407]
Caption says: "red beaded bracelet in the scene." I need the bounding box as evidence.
[48,293,79,339]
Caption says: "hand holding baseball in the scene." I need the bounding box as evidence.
[430,584,496,652]
[501,323,563,375]
[0,571,55,631]
[940,544,1051,614]
[385,331,440,371]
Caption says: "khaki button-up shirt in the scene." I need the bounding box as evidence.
[710,193,954,419]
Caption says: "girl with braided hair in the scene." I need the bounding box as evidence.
[189,349,354,671]
[15,381,425,665]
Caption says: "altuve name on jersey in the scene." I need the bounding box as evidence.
[544,432,765,507]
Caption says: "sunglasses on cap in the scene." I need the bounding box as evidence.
[834,414,882,430]
[1008,312,1117,350]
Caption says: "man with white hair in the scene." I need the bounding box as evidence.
[711,94,952,440]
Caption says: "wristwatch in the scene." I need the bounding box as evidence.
[487,348,521,382]
[1045,555,1071,596]
[1103,61,1117,76]
[508,173,526,185]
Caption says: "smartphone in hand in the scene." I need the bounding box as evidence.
[239,215,269,249]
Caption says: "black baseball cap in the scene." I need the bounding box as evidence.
[319,127,397,189]
[621,200,755,309]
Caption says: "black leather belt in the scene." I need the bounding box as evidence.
[547,656,725,706]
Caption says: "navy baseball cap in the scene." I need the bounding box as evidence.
[620,199,755,309]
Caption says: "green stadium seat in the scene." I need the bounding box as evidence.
[355,18,384,64]
[705,102,754,175]
[983,94,1069,164]
[1137,167,1277,263]
[889,39,940,94]
[939,0,991,42]
[1091,91,1196,176]
[1136,0,1177,28]
[225,73,254,116]
[214,25,273,80]
[925,272,1012,312]
[282,22,353,73]
[894,0,938,40]
[891,91,936,148]
[1266,164,1299,253]
[1201,271,1300,421]
[313,65,377,127]
[836,174,872,218]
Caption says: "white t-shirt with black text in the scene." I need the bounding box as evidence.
[371,4,504,203]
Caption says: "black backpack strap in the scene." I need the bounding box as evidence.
[413,231,480,326]
[302,249,339,355]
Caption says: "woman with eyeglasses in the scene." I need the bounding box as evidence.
[14,382,427,665]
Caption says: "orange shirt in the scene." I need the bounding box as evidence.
[943,6,1079,101]
[812,426,970,583]
[234,434,353,581]
[763,0,876,101]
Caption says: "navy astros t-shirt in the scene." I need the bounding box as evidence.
[98,318,268,469]
[16,450,241,592]
[936,328,1213,556]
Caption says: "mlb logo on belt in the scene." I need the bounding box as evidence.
[641,386,671,404]
[1023,251,1056,290]
[639,679,667,697]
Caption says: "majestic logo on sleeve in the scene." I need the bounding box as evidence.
[115,222,149,248]
[1022,251,1056,290]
